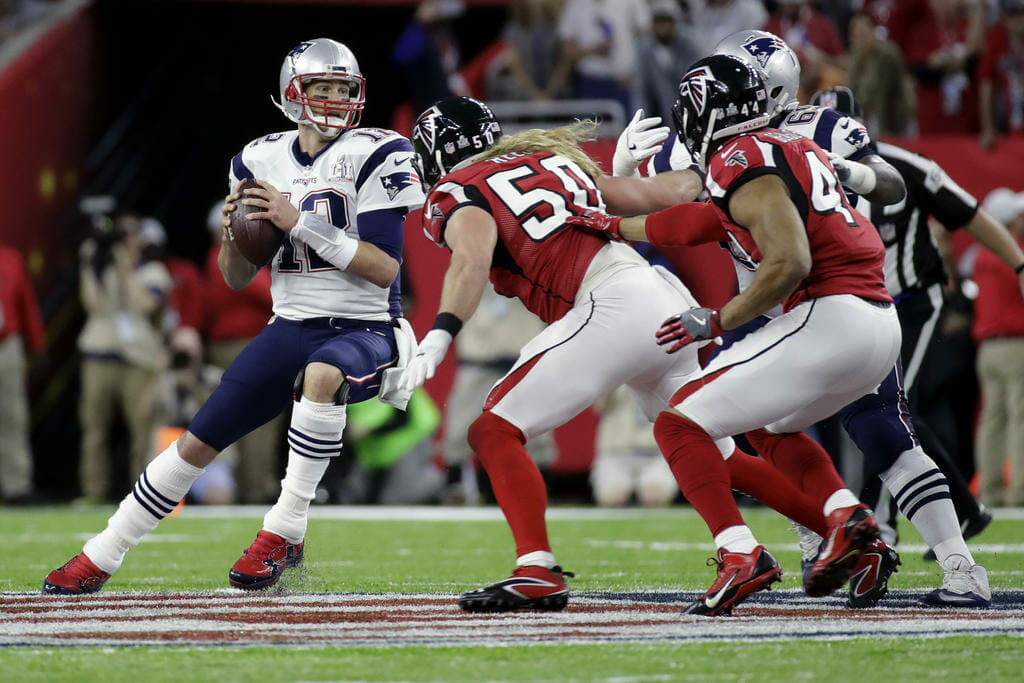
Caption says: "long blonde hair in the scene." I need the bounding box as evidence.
[480,120,604,180]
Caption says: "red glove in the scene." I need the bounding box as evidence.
[655,307,724,353]
[565,211,624,240]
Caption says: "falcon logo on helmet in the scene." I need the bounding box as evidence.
[679,66,714,116]
[741,35,787,70]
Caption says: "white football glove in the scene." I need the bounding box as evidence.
[612,109,671,177]
[827,152,877,195]
[397,329,453,392]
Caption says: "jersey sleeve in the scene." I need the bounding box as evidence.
[228,146,256,189]
[353,134,427,214]
[893,153,979,231]
[422,179,491,247]
[816,108,875,161]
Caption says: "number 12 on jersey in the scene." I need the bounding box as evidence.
[278,190,351,272]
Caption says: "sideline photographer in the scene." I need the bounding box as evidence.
[77,206,172,502]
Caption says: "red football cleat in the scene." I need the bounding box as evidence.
[42,553,111,595]
[459,565,574,612]
[229,530,304,590]
[805,504,880,597]
[685,545,783,616]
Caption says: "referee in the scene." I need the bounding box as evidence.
[812,87,1024,552]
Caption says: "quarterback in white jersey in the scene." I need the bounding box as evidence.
[43,38,425,596]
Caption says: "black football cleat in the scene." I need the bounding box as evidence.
[805,504,880,597]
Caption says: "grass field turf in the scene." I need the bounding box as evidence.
[3,505,1023,681]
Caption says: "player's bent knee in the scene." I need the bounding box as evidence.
[178,431,219,469]
[467,411,525,454]
[294,362,349,405]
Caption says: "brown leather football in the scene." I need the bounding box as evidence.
[228,178,284,266]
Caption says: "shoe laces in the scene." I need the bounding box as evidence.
[790,523,824,562]
[939,554,978,594]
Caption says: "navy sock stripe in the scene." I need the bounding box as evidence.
[136,476,176,515]
[904,491,953,520]
[897,478,949,509]
[141,472,178,508]
[288,440,339,456]
[894,468,942,504]
[134,483,174,516]
[288,437,341,456]
[288,427,340,447]
[131,489,165,521]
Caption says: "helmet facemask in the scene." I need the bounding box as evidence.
[285,73,365,138]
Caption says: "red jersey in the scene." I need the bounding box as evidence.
[971,236,1024,342]
[705,129,890,311]
[165,258,206,331]
[0,244,45,351]
[202,245,274,341]
[422,151,608,323]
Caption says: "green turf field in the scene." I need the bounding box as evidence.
[2,504,1023,681]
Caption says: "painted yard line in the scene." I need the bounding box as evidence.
[585,539,1024,554]
[171,505,707,522]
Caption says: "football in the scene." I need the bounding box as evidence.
[228,178,284,266]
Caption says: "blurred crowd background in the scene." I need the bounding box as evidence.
[1,0,1023,510]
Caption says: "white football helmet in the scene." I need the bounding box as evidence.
[713,30,800,116]
[272,38,365,138]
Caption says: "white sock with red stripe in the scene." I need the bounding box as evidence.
[84,441,203,574]
[263,397,345,544]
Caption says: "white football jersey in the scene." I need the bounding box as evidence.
[228,127,425,321]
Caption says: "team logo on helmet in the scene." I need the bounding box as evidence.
[288,41,315,58]
[413,107,441,150]
[679,66,714,115]
[741,35,786,70]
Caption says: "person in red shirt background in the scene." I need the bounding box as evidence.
[201,203,283,504]
[889,0,986,134]
[972,188,1024,507]
[978,0,1024,149]
[0,241,46,503]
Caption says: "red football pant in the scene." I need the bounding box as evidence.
[467,411,550,557]
[725,449,828,536]
[653,411,744,537]
[746,429,847,512]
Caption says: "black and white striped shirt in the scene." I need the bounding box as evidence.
[851,142,979,297]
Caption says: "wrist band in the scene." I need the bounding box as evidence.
[432,312,463,337]
[1015,262,1024,275]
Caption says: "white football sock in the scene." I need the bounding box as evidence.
[880,446,973,565]
[84,441,204,574]
[823,489,861,517]
[714,525,758,554]
[262,397,345,544]
[517,550,557,569]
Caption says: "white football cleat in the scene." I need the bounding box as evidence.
[921,554,991,608]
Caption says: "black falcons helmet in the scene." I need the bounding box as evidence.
[412,96,503,188]
[671,54,771,168]
[810,86,865,121]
